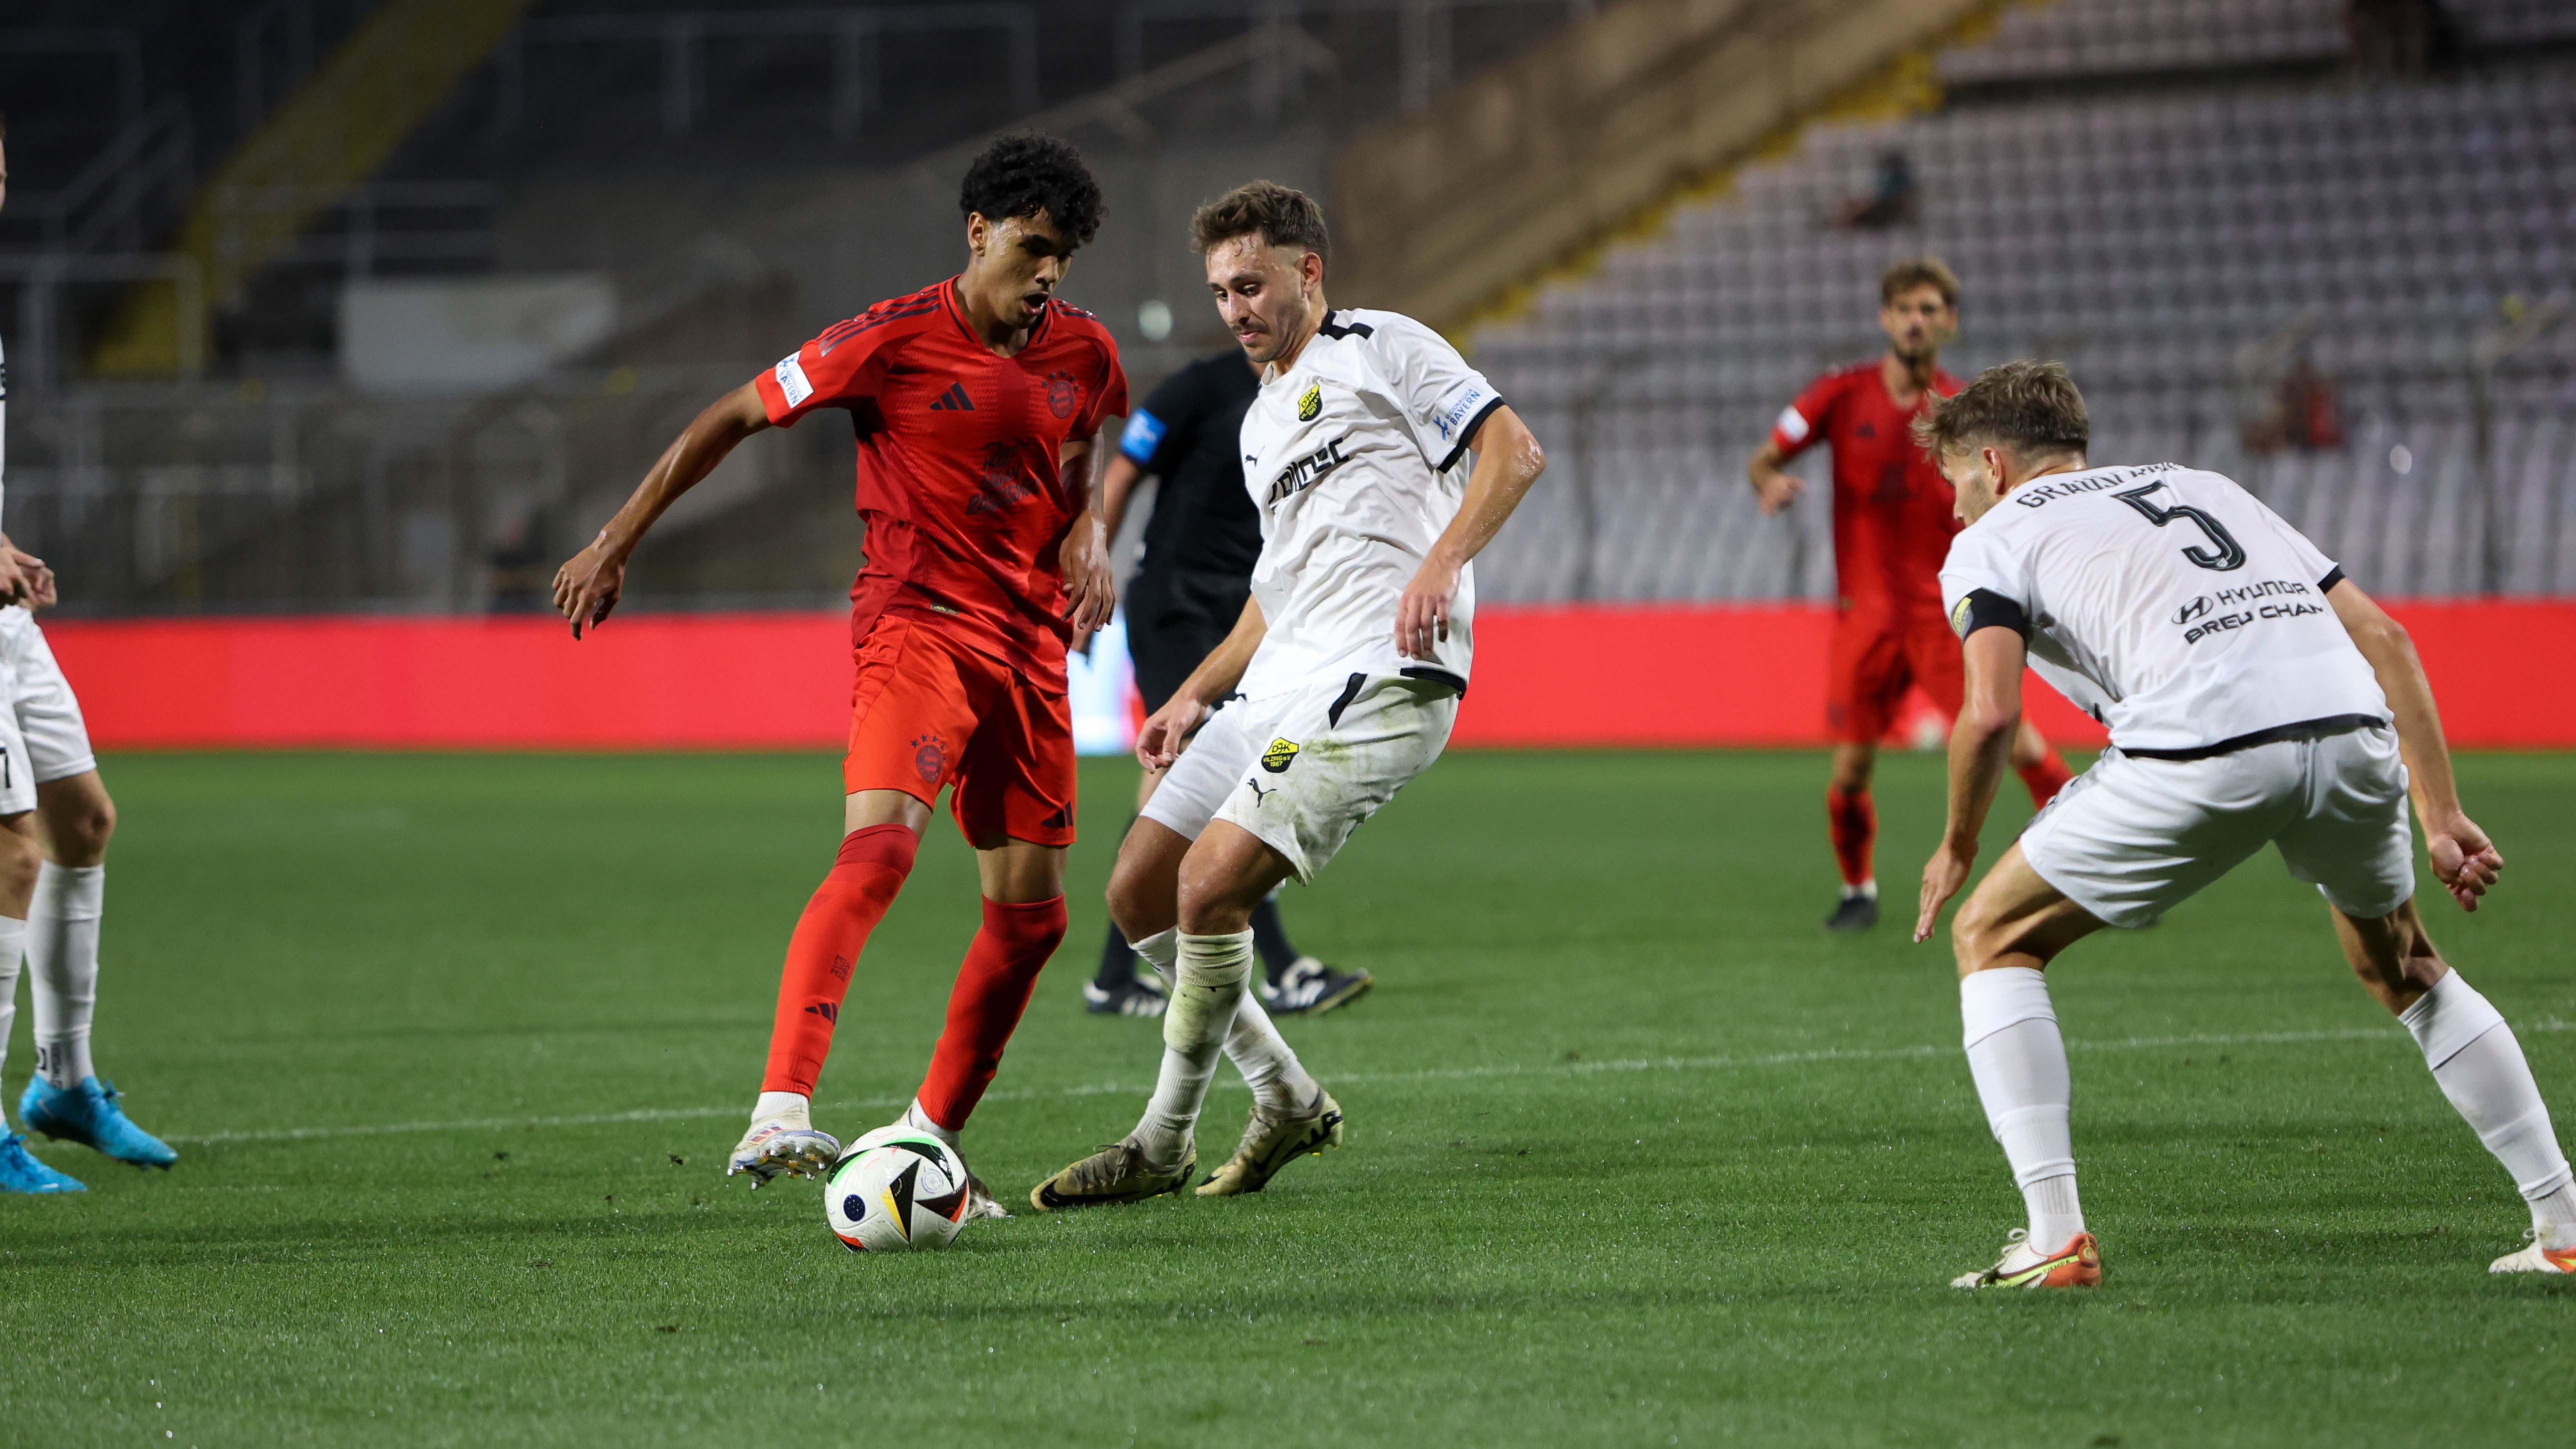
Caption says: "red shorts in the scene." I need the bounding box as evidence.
[1825,611,1965,745]
[845,612,1076,847]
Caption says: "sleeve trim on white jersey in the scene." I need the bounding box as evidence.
[2318,564,2345,592]
[1433,394,1507,473]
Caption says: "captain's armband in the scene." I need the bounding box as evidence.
[1948,588,2031,642]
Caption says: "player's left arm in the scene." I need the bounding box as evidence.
[2326,577,2502,910]
[1916,619,2026,941]
[1056,431,1116,644]
[1396,406,1545,660]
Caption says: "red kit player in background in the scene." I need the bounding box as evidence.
[553,136,1127,1207]
[1747,259,2071,932]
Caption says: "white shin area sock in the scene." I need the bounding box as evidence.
[1134,929,1255,1166]
[903,1097,962,1149]
[2401,971,2576,1245]
[29,864,103,1088]
[1130,928,1317,1113]
[752,1091,811,1129]
[1960,967,2086,1247]
[1129,929,1179,992]
[1226,994,1320,1114]
[0,913,22,1113]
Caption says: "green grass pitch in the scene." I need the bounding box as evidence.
[2,748,2570,1445]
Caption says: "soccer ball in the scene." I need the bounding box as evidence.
[822,1128,972,1252]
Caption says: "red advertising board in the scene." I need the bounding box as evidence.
[39,601,2576,750]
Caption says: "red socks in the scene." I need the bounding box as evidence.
[916,896,1068,1132]
[762,824,919,1096]
[2017,747,2075,808]
[1826,787,1876,888]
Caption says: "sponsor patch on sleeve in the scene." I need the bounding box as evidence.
[1434,384,1488,443]
[1119,409,1167,464]
[1774,406,1810,445]
[773,353,814,410]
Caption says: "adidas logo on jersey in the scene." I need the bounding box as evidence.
[929,382,975,411]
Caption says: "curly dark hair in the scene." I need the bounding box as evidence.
[958,134,1104,248]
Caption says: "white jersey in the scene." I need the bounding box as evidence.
[1234,308,1502,699]
[1939,462,2388,754]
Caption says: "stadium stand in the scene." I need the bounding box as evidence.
[1470,0,2576,605]
[2,0,1592,613]
[6,1,2569,615]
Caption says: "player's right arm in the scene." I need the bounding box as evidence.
[1134,595,1266,770]
[2326,578,2502,910]
[553,382,771,638]
[1917,616,2026,941]
[1747,374,1837,516]
[1745,439,1803,516]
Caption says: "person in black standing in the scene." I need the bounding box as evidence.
[1083,347,1372,1018]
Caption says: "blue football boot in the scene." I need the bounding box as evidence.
[20,1077,178,1169]
[0,1131,86,1192]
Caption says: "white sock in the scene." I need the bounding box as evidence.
[29,863,103,1088]
[1846,880,1878,901]
[751,1090,811,1129]
[1130,929,1180,993]
[0,913,22,1125]
[1133,929,1254,1167]
[2401,971,2576,1247]
[1227,994,1321,1114]
[1131,929,1317,1113]
[903,1097,961,1149]
[1960,966,2085,1248]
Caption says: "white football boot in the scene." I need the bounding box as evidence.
[2489,1230,2576,1274]
[1950,1228,2103,1289]
[726,1118,840,1186]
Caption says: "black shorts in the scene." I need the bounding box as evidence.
[1126,568,1252,713]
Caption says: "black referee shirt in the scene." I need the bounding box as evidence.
[1117,349,1263,582]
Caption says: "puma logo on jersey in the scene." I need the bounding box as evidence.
[1267,436,1350,506]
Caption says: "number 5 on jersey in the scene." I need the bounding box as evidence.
[2113,482,2246,571]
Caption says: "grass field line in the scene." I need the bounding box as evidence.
[162,1018,2572,1148]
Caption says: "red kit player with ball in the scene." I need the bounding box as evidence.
[1747,259,2072,932]
[553,136,1127,1209]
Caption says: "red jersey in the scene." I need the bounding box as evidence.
[1768,361,1963,623]
[753,279,1129,693]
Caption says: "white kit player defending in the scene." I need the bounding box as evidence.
[1913,362,2573,1287]
[1031,182,1546,1210]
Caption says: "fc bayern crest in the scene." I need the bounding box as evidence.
[1044,369,1081,419]
[910,733,947,784]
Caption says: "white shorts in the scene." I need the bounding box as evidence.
[0,609,99,815]
[1141,671,1460,882]
[2019,721,2414,929]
